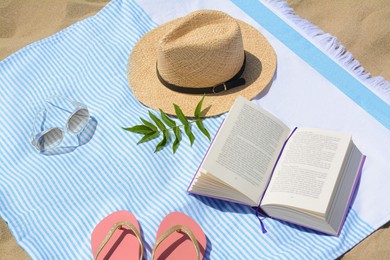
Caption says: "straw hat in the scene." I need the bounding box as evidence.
[127,10,276,117]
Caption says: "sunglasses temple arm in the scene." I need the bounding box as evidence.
[30,109,45,146]
[45,94,82,107]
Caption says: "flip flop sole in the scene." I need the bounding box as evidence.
[154,212,207,260]
[91,210,142,260]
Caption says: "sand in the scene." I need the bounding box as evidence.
[0,0,389,259]
[0,0,109,61]
[288,0,390,82]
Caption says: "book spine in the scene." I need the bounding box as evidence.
[257,127,298,209]
[255,127,298,233]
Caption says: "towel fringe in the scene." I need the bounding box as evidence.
[261,0,390,105]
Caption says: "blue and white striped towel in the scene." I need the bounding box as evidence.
[2,0,390,259]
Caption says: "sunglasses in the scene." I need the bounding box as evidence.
[30,95,90,152]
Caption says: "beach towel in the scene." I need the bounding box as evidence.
[1,0,390,259]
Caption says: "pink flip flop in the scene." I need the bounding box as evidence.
[152,212,207,260]
[91,210,144,260]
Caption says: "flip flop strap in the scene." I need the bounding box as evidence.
[152,225,200,260]
[95,221,144,260]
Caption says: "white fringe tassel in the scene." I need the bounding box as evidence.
[262,0,390,105]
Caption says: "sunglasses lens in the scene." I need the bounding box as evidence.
[68,108,90,134]
[37,128,64,151]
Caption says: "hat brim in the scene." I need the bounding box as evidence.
[127,15,277,117]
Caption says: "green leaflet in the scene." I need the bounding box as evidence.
[123,97,211,153]
[194,96,205,118]
[184,124,195,146]
[174,103,195,146]
[149,111,166,131]
[172,126,181,154]
[140,117,157,131]
[174,104,188,124]
[194,97,210,140]
[160,109,176,127]
[196,120,211,140]
[155,130,168,153]
[122,125,153,134]
[138,131,159,144]
[163,129,170,140]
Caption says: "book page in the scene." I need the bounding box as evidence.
[199,96,291,205]
[261,128,351,214]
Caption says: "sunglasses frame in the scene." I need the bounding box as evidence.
[30,95,90,152]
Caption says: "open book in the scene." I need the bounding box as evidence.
[188,96,365,236]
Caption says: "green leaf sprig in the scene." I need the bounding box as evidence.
[123,97,210,153]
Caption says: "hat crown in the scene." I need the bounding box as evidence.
[157,10,245,88]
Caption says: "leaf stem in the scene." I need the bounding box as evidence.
[157,118,203,133]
